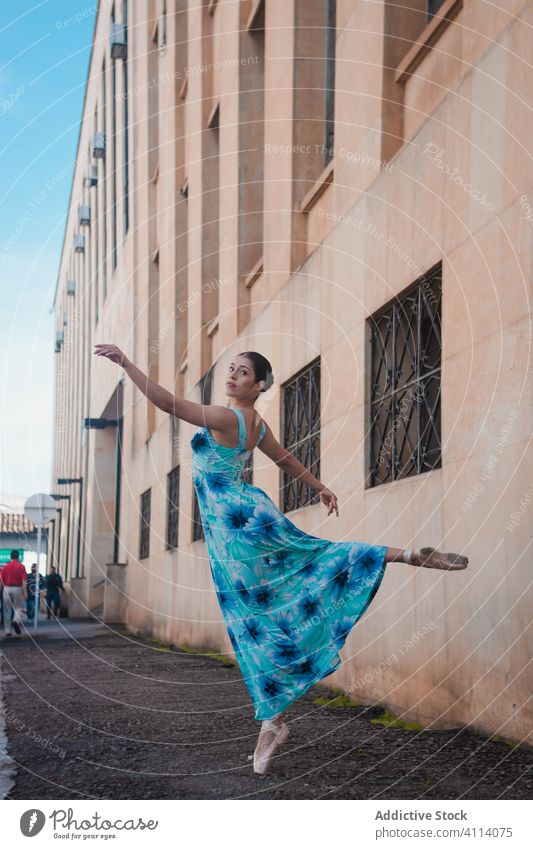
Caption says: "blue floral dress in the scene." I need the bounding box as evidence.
[191,406,387,720]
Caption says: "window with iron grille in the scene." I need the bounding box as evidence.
[367,262,442,487]
[281,358,321,512]
[139,488,151,559]
[242,452,253,485]
[190,370,212,542]
[166,466,179,550]
[192,486,205,541]
[427,0,445,20]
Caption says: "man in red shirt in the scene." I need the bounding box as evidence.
[0,550,27,637]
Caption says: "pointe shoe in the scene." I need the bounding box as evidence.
[253,719,290,777]
[412,547,468,570]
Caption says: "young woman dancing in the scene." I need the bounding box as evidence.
[94,344,468,777]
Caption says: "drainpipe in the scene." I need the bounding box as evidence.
[113,418,123,563]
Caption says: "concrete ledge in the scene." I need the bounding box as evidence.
[395,0,464,84]
[300,159,334,213]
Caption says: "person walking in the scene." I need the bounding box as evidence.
[0,550,28,637]
[26,563,45,623]
[0,562,4,629]
[94,344,469,777]
[45,566,63,618]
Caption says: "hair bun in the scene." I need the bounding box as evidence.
[261,369,274,392]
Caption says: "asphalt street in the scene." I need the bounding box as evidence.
[0,620,531,800]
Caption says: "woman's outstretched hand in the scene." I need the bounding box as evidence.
[320,487,339,517]
[94,343,131,368]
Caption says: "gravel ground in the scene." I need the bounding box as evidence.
[1,627,531,800]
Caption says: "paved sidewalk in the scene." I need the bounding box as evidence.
[0,623,531,800]
[1,612,107,641]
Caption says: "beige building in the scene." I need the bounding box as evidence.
[51,0,532,743]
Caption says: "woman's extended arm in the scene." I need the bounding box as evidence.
[123,358,175,413]
[93,344,235,431]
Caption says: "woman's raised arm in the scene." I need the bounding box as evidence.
[93,343,235,431]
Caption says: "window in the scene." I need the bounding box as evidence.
[174,0,188,390]
[291,0,336,233]
[166,466,180,549]
[111,3,118,268]
[147,249,160,437]
[324,0,336,167]
[101,60,108,299]
[122,0,129,234]
[148,17,159,178]
[139,488,151,559]
[367,263,442,487]
[238,0,265,283]
[191,369,212,541]
[242,453,253,485]
[93,112,99,325]
[161,0,167,49]
[427,0,446,21]
[281,358,321,512]
[202,101,220,332]
[199,367,213,404]
[192,487,205,541]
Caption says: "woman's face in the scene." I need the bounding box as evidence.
[225,356,261,400]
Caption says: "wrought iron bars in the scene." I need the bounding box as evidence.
[281,357,321,512]
[166,466,179,549]
[368,263,442,487]
[139,488,151,559]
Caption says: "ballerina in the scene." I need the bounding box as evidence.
[94,344,468,777]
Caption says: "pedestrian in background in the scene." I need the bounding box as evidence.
[0,550,28,637]
[26,563,45,622]
[45,565,63,619]
[0,562,4,629]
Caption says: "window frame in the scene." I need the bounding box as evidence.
[280,357,321,513]
[366,262,442,488]
[323,0,336,168]
[427,0,446,21]
[122,0,129,235]
[139,488,151,559]
[192,485,205,542]
[166,465,180,550]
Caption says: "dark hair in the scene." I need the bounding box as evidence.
[238,351,273,394]
[11,549,19,560]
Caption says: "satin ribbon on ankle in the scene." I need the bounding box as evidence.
[262,719,282,731]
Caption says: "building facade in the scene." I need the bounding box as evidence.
[51,0,533,742]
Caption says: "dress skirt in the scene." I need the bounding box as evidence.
[191,410,388,720]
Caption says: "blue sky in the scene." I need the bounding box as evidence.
[0,2,96,498]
